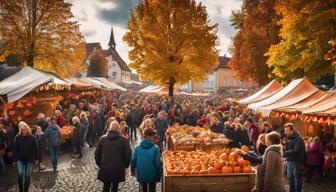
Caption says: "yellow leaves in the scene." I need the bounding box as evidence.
[0,51,9,62]
[123,0,219,87]
[0,0,85,78]
[266,0,336,83]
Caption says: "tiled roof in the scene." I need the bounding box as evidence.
[103,48,131,72]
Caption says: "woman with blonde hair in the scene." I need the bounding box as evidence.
[80,112,89,147]
[120,121,130,141]
[13,121,38,192]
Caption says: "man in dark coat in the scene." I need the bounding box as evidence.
[284,123,305,192]
[72,117,83,158]
[37,113,49,132]
[95,121,132,192]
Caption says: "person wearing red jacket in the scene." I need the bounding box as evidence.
[246,118,259,145]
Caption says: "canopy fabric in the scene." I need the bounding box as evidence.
[40,71,70,87]
[238,80,282,104]
[276,90,327,112]
[0,67,52,103]
[66,78,93,88]
[249,78,319,115]
[139,85,163,93]
[130,80,143,85]
[84,78,111,89]
[92,78,127,91]
[302,91,336,116]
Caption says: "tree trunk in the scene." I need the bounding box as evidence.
[168,77,175,103]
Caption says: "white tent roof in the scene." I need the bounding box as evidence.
[248,78,318,115]
[139,85,163,93]
[83,78,110,89]
[92,78,127,91]
[0,67,52,102]
[239,80,282,104]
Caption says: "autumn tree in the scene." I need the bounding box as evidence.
[229,0,280,85]
[266,0,336,83]
[0,0,85,77]
[87,50,108,78]
[123,0,219,98]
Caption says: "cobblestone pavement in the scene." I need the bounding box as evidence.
[0,142,335,192]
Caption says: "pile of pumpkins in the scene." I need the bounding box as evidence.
[163,145,254,176]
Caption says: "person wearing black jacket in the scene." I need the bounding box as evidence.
[72,117,83,158]
[13,121,38,192]
[37,113,49,132]
[0,122,7,177]
[234,123,251,147]
[283,123,305,192]
[209,117,224,134]
[223,122,238,148]
[95,121,132,192]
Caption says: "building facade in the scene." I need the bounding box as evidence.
[181,56,247,93]
[84,27,131,82]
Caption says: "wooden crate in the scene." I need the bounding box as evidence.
[163,172,256,192]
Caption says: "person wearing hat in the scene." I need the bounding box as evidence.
[131,128,162,192]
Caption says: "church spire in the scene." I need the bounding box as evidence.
[108,27,116,49]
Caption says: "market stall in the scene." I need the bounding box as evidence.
[249,78,319,116]
[166,124,230,151]
[238,79,282,104]
[162,148,256,192]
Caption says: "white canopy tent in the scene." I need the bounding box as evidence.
[239,80,282,104]
[248,78,319,116]
[139,85,163,93]
[0,67,52,103]
[92,78,127,91]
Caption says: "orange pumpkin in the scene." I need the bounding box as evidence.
[229,161,237,167]
[238,159,245,167]
[233,166,242,173]
[194,164,202,171]
[208,167,218,174]
[241,145,249,152]
[221,166,233,174]
[214,161,223,170]
[242,165,252,173]
[219,153,228,161]
[228,152,238,161]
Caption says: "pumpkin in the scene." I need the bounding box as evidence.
[194,164,202,171]
[221,166,233,174]
[241,145,249,152]
[242,165,252,173]
[233,166,242,173]
[208,167,218,174]
[228,152,238,161]
[238,159,245,167]
[219,153,228,161]
[229,161,237,167]
[200,169,208,175]
[214,161,223,169]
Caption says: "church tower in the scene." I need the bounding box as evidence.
[108,27,116,50]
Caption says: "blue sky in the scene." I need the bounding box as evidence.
[70,0,242,63]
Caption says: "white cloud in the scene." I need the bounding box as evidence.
[70,0,242,63]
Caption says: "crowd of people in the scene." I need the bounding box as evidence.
[0,91,335,192]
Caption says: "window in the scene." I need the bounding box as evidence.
[112,72,117,79]
[225,80,228,85]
